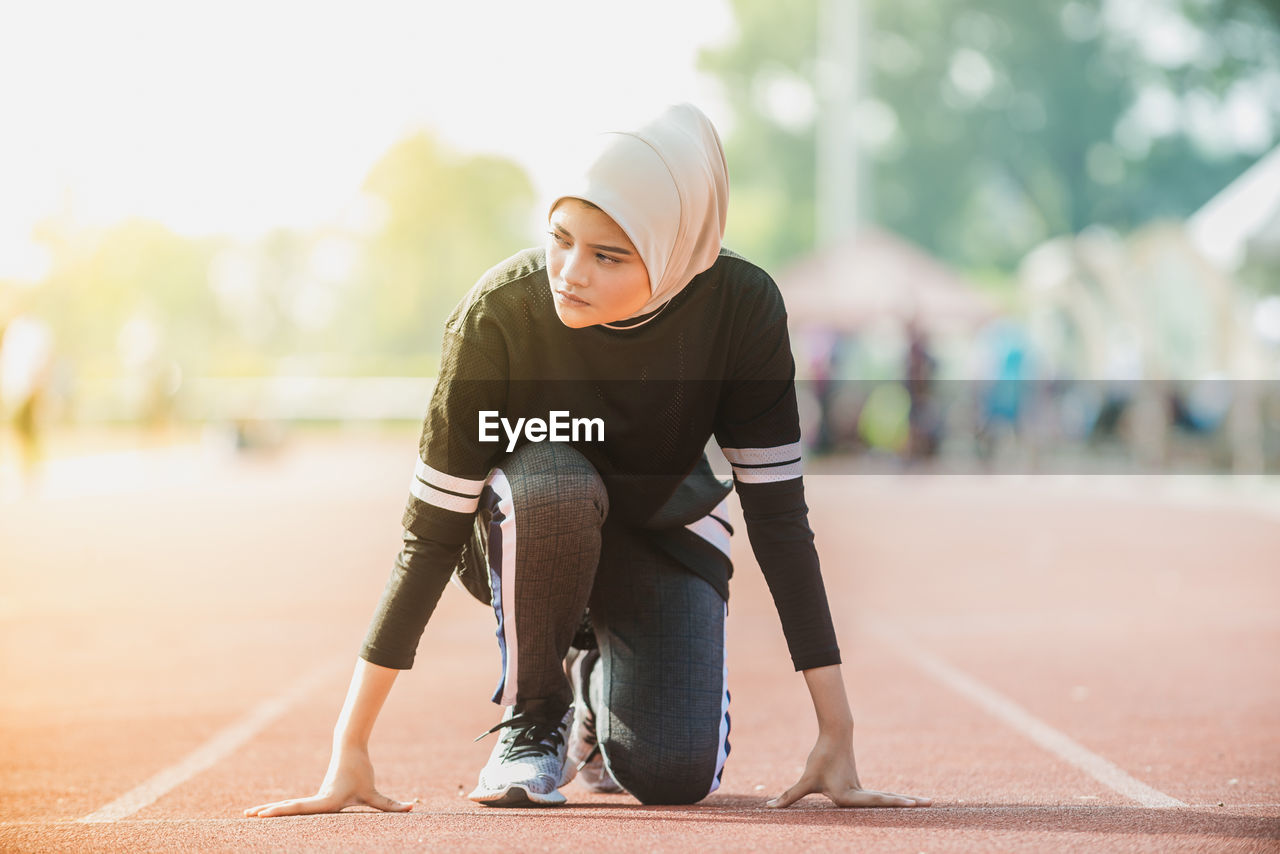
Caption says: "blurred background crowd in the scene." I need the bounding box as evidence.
[2,0,1279,488]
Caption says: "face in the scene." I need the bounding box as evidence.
[546,199,651,328]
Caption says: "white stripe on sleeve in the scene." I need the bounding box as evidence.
[414,458,486,496]
[409,478,481,514]
[720,442,803,484]
[409,458,486,514]
[730,461,802,484]
[720,442,802,466]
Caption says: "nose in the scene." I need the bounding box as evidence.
[560,248,589,288]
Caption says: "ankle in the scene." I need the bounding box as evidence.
[514,698,569,724]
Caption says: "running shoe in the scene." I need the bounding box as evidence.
[468,704,575,807]
[565,648,625,794]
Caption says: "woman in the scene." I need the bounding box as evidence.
[245,103,930,814]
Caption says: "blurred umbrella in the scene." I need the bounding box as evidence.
[776,227,1002,334]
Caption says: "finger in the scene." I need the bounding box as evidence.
[246,796,337,818]
[363,791,414,813]
[243,800,303,817]
[861,789,932,807]
[246,799,310,818]
[243,802,282,817]
[766,778,818,809]
[829,788,932,808]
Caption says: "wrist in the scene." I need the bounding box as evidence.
[801,663,855,739]
[815,714,854,741]
[332,728,371,753]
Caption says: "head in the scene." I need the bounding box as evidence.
[545,103,729,329]
[547,198,651,328]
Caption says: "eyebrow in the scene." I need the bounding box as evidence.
[552,223,634,256]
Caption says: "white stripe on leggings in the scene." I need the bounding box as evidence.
[707,606,731,795]
[685,498,732,558]
[487,468,520,706]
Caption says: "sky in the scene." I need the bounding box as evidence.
[0,0,735,281]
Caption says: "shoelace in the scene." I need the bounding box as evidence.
[474,712,567,761]
[575,743,601,772]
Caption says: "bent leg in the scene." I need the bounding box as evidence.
[460,441,608,713]
[588,521,730,805]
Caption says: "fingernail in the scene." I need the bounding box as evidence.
[765,798,779,808]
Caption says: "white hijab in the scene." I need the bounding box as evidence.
[548,103,730,326]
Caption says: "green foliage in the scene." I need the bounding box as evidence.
[352,134,535,359]
[700,0,821,272]
[30,219,220,380]
[700,0,1280,274]
[21,132,536,389]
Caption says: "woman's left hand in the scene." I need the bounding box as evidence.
[766,732,932,809]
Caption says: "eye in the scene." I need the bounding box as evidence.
[547,231,569,247]
[596,253,619,265]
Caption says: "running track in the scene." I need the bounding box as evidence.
[2,432,1277,852]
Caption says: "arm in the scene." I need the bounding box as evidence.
[246,527,458,818]
[766,665,932,809]
[248,297,510,817]
[714,273,929,807]
[244,658,413,817]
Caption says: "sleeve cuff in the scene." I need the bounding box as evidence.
[360,643,414,671]
[791,646,842,672]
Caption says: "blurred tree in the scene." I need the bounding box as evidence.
[700,0,821,273]
[351,133,535,369]
[701,0,1280,274]
[30,218,221,380]
[21,132,535,392]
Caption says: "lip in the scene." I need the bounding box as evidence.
[555,289,590,307]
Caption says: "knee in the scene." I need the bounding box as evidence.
[632,783,710,806]
[501,442,608,525]
[606,745,721,806]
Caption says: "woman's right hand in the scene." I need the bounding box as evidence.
[243,746,414,818]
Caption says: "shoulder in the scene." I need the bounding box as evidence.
[703,248,787,325]
[711,247,773,288]
[445,247,548,334]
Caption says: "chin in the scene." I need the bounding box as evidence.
[554,306,597,329]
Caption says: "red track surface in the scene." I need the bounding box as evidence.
[2,433,1278,852]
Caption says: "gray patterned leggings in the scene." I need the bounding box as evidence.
[454,441,731,805]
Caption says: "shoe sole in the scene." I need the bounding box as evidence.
[468,784,567,807]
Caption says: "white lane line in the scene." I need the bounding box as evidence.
[870,625,1187,809]
[78,658,344,824]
